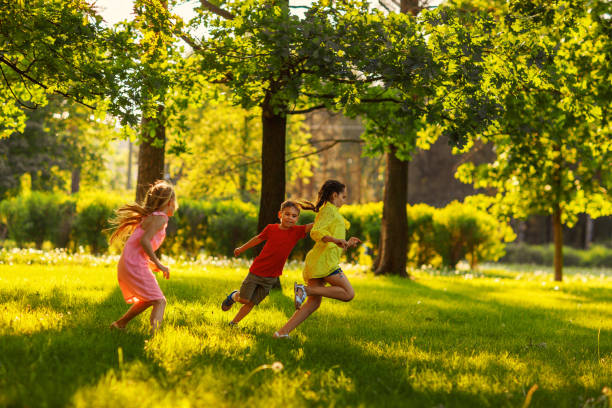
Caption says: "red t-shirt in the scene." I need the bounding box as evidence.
[249,224,307,277]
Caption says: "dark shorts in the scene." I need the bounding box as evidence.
[325,268,343,278]
[239,273,277,305]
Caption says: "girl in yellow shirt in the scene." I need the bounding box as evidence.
[273,180,361,338]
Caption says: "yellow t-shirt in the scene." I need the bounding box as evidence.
[303,202,351,280]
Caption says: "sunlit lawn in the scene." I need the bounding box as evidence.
[1,251,611,407]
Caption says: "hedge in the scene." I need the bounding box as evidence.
[0,192,522,268]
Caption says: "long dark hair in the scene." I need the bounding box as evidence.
[299,180,346,212]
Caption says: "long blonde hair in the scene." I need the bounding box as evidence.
[109,180,177,245]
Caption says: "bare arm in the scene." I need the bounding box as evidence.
[304,223,314,234]
[321,235,362,250]
[234,236,264,257]
[321,235,349,249]
[139,215,169,279]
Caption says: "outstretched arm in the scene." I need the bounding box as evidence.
[234,236,264,257]
[304,223,314,234]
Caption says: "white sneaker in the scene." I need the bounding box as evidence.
[294,282,307,310]
[273,331,290,338]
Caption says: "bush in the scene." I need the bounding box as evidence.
[432,201,515,269]
[166,200,258,258]
[166,199,213,256]
[206,201,258,257]
[72,192,124,254]
[0,192,75,249]
[340,202,382,262]
[407,204,437,267]
[500,243,612,268]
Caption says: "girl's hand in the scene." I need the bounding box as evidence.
[158,264,170,279]
[233,247,242,257]
[334,239,349,250]
[347,237,362,248]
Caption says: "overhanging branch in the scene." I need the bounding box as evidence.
[201,0,235,20]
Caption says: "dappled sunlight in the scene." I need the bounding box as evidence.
[0,300,67,335]
[71,361,223,408]
[2,256,611,407]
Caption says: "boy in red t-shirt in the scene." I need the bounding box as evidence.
[221,200,313,326]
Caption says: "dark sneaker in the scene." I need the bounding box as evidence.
[222,290,238,311]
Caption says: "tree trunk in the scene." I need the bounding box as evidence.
[239,116,249,201]
[127,140,133,190]
[259,98,287,289]
[136,107,166,203]
[373,0,417,276]
[553,204,563,282]
[585,214,594,249]
[71,167,81,194]
[374,148,409,277]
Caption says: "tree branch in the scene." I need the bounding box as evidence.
[289,104,327,114]
[200,0,235,20]
[0,64,38,109]
[0,55,97,109]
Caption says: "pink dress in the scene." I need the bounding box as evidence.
[117,211,168,303]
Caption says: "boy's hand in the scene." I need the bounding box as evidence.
[347,237,362,248]
[234,247,242,257]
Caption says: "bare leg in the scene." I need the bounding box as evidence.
[112,300,153,328]
[231,302,255,324]
[274,279,324,336]
[149,297,167,335]
[306,272,354,302]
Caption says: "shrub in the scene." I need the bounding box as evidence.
[0,192,75,249]
[206,201,258,257]
[340,202,382,262]
[406,204,437,267]
[166,199,213,256]
[500,243,612,268]
[432,200,515,269]
[72,192,124,254]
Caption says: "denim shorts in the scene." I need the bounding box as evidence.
[325,268,343,278]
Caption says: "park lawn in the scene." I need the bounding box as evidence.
[0,255,611,408]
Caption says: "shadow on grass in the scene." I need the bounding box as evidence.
[1,273,609,408]
[0,286,158,407]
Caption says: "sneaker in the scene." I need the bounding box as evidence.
[228,321,237,327]
[221,290,238,311]
[273,331,290,339]
[294,282,307,310]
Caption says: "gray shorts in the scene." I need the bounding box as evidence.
[239,273,277,305]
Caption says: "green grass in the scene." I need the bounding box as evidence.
[1,252,611,408]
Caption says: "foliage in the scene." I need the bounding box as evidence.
[0,97,116,197]
[167,92,317,201]
[501,243,612,268]
[72,191,124,254]
[455,1,611,229]
[0,0,138,137]
[0,190,516,268]
[432,200,516,269]
[0,192,75,249]
[406,204,437,267]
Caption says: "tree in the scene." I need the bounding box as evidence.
[342,1,503,276]
[166,90,317,201]
[182,0,413,233]
[456,0,612,281]
[0,0,137,137]
[0,97,114,197]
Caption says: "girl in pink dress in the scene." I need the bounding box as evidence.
[108,180,178,335]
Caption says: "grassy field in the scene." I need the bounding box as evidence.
[1,251,611,407]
